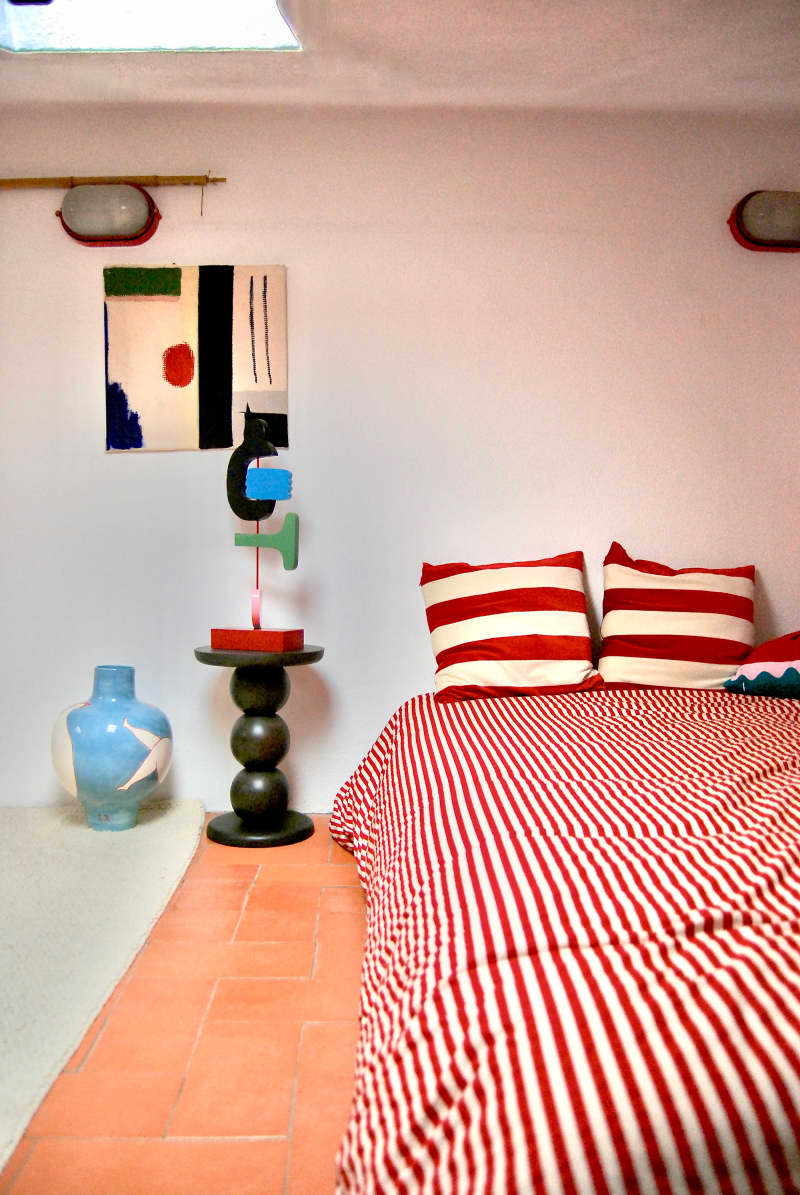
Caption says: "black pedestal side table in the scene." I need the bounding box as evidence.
[195,645,324,848]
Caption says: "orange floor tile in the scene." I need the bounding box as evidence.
[0,815,365,1195]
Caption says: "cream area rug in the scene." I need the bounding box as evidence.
[0,797,204,1170]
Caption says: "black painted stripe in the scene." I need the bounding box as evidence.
[249,273,258,385]
[263,273,273,385]
[198,265,234,449]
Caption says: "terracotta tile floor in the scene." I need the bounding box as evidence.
[0,815,365,1195]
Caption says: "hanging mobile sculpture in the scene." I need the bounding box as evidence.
[210,407,303,652]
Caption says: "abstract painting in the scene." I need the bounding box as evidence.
[104,265,288,453]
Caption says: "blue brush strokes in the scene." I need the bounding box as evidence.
[105,302,143,450]
[106,382,143,450]
[725,666,800,698]
[245,467,292,500]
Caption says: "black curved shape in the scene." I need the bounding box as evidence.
[226,407,278,520]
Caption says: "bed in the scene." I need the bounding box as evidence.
[330,686,800,1193]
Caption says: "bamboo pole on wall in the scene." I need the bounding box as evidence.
[0,174,226,189]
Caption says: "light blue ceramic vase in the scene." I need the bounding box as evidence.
[51,665,173,830]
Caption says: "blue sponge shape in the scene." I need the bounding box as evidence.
[245,467,293,501]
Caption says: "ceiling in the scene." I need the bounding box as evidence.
[2,0,800,111]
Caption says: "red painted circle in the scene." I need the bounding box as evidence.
[162,342,195,387]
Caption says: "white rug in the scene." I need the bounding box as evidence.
[0,797,205,1170]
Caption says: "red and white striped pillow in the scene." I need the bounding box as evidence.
[598,541,755,689]
[420,551,601,701]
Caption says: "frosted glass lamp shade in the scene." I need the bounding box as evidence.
[729,191,800,252]
[58,183,160,245]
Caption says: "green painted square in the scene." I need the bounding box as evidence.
[103,267,182,297]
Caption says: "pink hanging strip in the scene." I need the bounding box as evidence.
[251,457,262,629]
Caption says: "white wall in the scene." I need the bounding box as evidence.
[1,104,798,811]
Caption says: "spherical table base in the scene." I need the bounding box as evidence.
[206,809,315,848]
[195,645,324,849]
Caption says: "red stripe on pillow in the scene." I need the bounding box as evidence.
[425,587,587,631]
[603,540,754,580]
[601,634,753,665]
[422,551,583,582]
[603,587,754,622]
[741,630,800,664]
[435,676,602,703]
[435,635,595,669]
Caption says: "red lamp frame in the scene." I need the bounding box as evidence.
[728,191,800,253]
[57,183,161,247]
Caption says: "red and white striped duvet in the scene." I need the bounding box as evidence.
[330,688,800,1193]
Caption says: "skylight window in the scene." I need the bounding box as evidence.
[0,0,301,53]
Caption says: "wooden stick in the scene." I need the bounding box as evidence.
[0,174,226,190]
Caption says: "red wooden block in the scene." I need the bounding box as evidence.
[210,628,305,652]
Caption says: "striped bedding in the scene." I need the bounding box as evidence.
[329,687,800,1193]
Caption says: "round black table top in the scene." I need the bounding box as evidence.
[195,645,324,668]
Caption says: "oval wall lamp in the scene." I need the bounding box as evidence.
[0,173,226,246]
[59,183,160,246]
[728,190,800,252]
